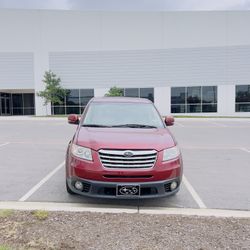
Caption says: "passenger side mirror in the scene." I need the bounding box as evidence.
[68,114,79,125]
[164,116,174,126]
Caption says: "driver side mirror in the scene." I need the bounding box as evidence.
[164,116,174,126]
[68,114,79,125]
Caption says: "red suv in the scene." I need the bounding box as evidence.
[66,97,183,199]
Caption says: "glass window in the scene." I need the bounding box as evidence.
[51,88,94,115]
[24,108,35,115]
[1,93,10,98]
[66,106,80,115]
[53,106,66,115]
[140,88,154,102]
[236,85,250,103]
[11,93,35,116]
[202,104,217,112]
[202,86,217,104]
[12,108,23,115]
[66,89,79,106]
[187,104,201,113]
[171,87,186,104]
[236,104,250,112]
[171,86,217,113]
[171,104,186,113]
[84,103,164,128]
[12,94,23,108]
[187,87,201,104]
[80,89,94,106]
[80,106,86,114]
[23,94,34,108]
[124,88,139,97]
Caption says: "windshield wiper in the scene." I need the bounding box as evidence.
[111,124,157,128]
[82,124,110,128]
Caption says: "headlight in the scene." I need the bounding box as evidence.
[162,146,180,161]
[71,144,92,161]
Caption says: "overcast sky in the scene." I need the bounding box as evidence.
[0,0,250,11]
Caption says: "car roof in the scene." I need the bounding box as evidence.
[90,97,152,104]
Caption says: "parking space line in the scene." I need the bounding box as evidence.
[182,175,207,209]
[19,161,65,202]
[240,147,250,153]
[12,141,65,145]
[0,142,10,148]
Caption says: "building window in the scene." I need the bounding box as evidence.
[51,89,94,115]
[123,88,154,102]
[235,85,250,112]
[23,94,35,115]
[11,93,35,115]
[124,88,139,97]
[171,86,217,113]
[80,89,94,113]
[140,88,154,102]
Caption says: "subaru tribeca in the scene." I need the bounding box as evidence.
[66,97,183,199]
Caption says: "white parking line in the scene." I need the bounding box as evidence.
[182,175,207,209]
[0,142,10,148]
[19,161,65,202]
[240,147,250,153]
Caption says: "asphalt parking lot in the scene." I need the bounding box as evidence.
[0,117,249,210]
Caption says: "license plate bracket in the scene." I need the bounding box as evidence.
[116,185,140,196]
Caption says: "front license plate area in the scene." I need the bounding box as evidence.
[117,185,140,196]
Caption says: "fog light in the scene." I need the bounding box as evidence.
[170,181,178,191]
[74,181,83,191]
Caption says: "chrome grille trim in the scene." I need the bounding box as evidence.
[99,149,157,169]
[101,159,155,164]
[99,149,156,156]
[100,155,156,160]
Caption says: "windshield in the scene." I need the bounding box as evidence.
[83,102,164,128]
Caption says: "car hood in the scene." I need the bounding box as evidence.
[76,127,176,152]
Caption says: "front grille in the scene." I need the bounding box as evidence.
[164,183,171,192]
[99,149,157,169]
[82,182,91,193]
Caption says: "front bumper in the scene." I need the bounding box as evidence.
[67,176,181,199]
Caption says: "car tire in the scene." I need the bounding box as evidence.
[66,180,75,195]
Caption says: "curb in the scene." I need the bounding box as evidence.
[0,201,137,214]
[0,201,250,218]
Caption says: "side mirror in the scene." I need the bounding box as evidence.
[164,116,174,126]
[68,114,79,125]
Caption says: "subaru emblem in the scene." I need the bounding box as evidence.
[123,150,134,157]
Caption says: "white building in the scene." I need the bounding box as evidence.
[0,9,250,116]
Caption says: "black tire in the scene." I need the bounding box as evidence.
[66,180,75,195]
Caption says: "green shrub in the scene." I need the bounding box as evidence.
[105,86,123,97]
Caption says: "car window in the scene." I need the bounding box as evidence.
[83,102,164,128]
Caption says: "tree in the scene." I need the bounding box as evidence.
[105,86,123,97]
[37,71,68,114]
